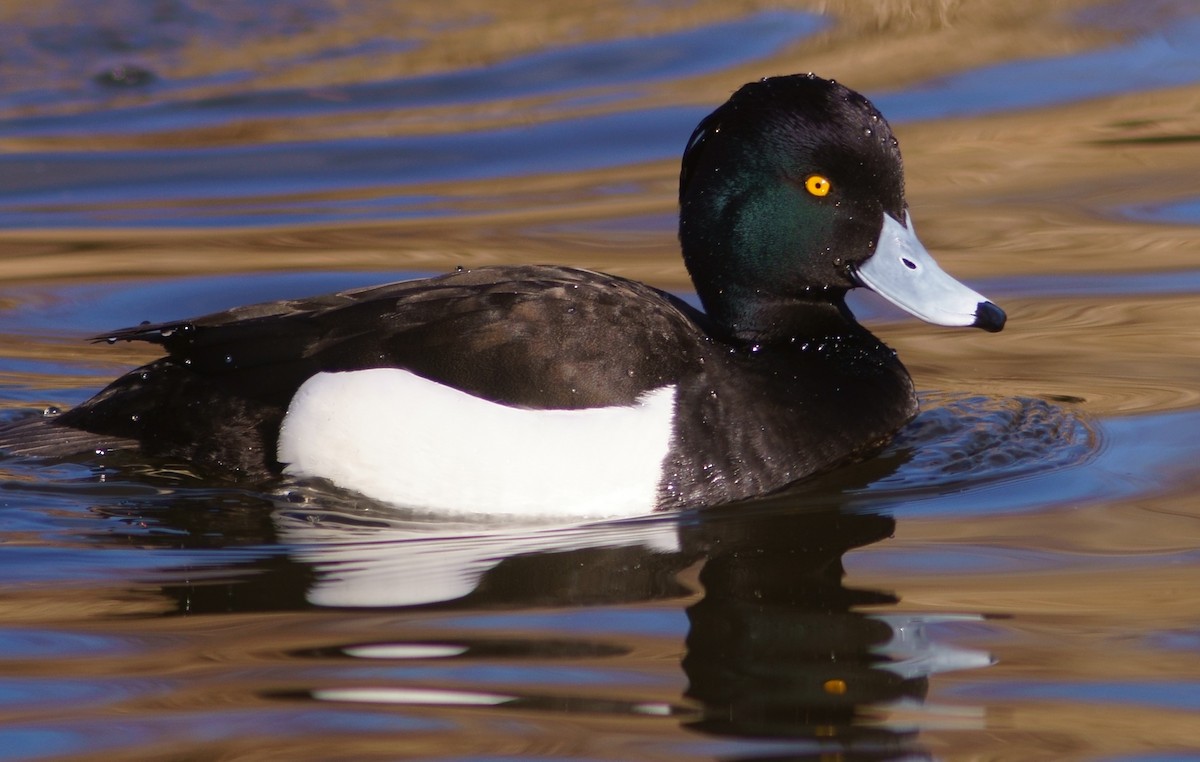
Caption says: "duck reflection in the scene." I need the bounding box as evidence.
[107,478,989,754]
[681,503,990,749]
[284,497,988,755]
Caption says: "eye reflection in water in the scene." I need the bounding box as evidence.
[680,506,991,749]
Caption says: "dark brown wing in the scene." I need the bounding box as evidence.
[95,265,712,408]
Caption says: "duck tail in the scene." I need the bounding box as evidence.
[0,412,136,459]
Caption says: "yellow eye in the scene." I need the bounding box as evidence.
[805,174,832,197]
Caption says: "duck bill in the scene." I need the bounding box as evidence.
[855,213,1005,332]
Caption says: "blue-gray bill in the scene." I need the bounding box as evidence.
[855,212,1006,333]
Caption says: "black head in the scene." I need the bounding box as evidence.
[679,74,907,339]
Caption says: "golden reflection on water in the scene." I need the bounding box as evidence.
[892,295,1200,415]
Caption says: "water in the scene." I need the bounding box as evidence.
[2,1,1200,759]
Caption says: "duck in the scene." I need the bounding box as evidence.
[0,74,1004,518]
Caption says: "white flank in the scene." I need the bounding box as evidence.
[277,369,676,518]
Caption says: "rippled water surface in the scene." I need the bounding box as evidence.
[2,1,1200,759]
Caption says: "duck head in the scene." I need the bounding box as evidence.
[679,73,1005,342]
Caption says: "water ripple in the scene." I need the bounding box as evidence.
[873,6,1200,122]
[1,11,824,138]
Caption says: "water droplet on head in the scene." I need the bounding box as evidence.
[130,414,139,423]
[42,406,60,417]
[224,355,234,364]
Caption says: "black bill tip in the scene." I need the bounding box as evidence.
[973,301,1006,333]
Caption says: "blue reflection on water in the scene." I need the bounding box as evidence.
[0,678,122,708]
[0,272,431,336]
[859,409,1200,519]
[1125,197,1200,225]
[442,608,689,639]
[0,729,84,762]
[0,545,277,584]
[0,628,130,660]
[960,679,1200,711]
[872,13,1200,122]
[1097,755,1200,762]
[0,11,823,137]
[0,708,444,762]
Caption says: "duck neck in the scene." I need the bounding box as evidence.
[704,288,869,348]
